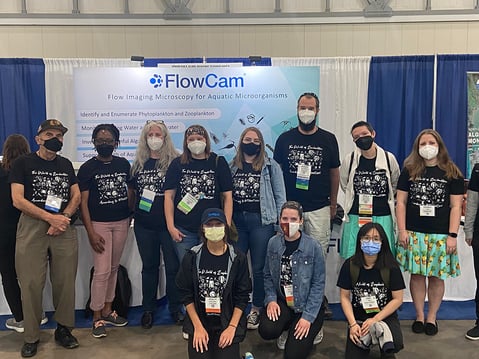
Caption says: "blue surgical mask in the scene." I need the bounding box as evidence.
[361,241,381,256]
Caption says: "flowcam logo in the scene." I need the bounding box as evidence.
[149,73,245,89]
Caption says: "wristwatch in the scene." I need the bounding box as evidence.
[448,232,458,238]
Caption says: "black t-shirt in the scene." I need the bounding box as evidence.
[232,162,261,213]
[337,258,405,321]
[198,246,229,326]
[273,127,340,211]
[77,156,131,222]
[0,166,21,230]
[164,153,233,232]
[130,158,168,230]
[468,163,479,234]
[9,152,77,213]
[397,166,464,234]
[280,237,300,294]
[349,156,390,216]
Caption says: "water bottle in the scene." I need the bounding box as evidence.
[244,352,254,359]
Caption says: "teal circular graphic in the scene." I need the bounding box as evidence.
[150,74,163,88]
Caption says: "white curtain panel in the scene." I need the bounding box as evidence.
[44,58,140,161]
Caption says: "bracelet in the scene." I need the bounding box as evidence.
[349,322,358,328]
[62,212,71,218]
[398,229,407,232]
[448,232,458,238]
[228,324,237,329]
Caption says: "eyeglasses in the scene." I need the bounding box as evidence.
[146,120,165,125]
[94,139,116,146]
[360,236,381,243]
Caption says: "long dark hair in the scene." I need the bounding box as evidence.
[1,134,30,171]
[351,222,399,270]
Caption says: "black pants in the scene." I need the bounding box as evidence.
[472,239,479,321]
[258,298,325,359]
[344,316,403,359]
[0,225,23,321]
[187,328,240,359]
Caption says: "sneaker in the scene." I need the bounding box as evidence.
[101,311,128,327]
[54,324,79,349]
[40,314,48,326]
[247,310,260,330]
[313,328,324,345]
[6,318,24,333]
[92,320,107,339]
[141,311,153,329]
[466,324,479,340]
[277,330,288,350]
[182,331,189,340]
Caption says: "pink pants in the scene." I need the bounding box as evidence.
[89,218,129,312]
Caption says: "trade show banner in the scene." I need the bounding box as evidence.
[467,72,479,178]
[74,66,320,162]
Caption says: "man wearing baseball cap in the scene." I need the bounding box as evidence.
[9,119,81,357]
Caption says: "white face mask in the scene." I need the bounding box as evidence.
[204,226,225,242]
[187,140,206,155]
[419,145,438,160]
[280,222,300,238]
[298,109,316,125]
[147,137,163,151]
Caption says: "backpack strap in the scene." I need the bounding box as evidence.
[348,152,355,178]
[380,267,390,289]
[384,149,392,177]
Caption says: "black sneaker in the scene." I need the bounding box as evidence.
[21,341,39,358]
[466,324,479,340]
[54,324,79,349]
[141,311,153,329]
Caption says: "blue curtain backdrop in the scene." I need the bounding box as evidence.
[0,58,46,150]
[436,54,479,177]
[367,56,435,167]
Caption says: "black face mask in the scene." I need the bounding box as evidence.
[96,144,115,158]
[241,142,260,156]
[43,137,63,152]
[355,136,374,151]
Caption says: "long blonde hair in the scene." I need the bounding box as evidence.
[232,127,266,171]
[131,120,179,175]
[404,129,462,180]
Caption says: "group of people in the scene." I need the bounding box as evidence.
[0,90,476,359]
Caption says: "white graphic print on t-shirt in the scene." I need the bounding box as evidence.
[353,169,388,197]
[137,169,165,197]
[352,280,388,310]
[180,168,216,200]
[198,268,228,308]
[233,172,260,204]
[287,144,323,175]
[95,172,128,205]
[409,177,447,207]
[32,170,70,204]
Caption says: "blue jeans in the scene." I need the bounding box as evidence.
[234,211,274,308]
[134,223,181,314]
[175,226,201,265]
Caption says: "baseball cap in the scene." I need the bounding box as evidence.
[201,208,227,225]
[37,119,68,135]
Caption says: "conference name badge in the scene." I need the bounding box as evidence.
[420,205,435,217]
[360,295,380,313]
[295,164,311,190]
[139,188,156,212]
[177,192,199,214]
[45,194,62,213]
[205,297,221,314]
[284,284,295,307]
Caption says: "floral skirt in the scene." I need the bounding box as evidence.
[396,231,460,279]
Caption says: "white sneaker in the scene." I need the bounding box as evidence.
[182,331,189,340]
[41,314,48,325]
[277,330,288,350]
[313,327,324,345]
[6,318,24,333]
[247,310,260,330]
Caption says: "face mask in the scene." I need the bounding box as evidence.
[355,136,374,151]
[280,222,300,238]
[419,145,439,160]
[147,137,164,151]
[241,142,260,156]
[96,144,115,158]
[43,137,63,152]
[188,140,206,155]
[298,109,316,125]
[361,241,382,256]
[204,226,225,242]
